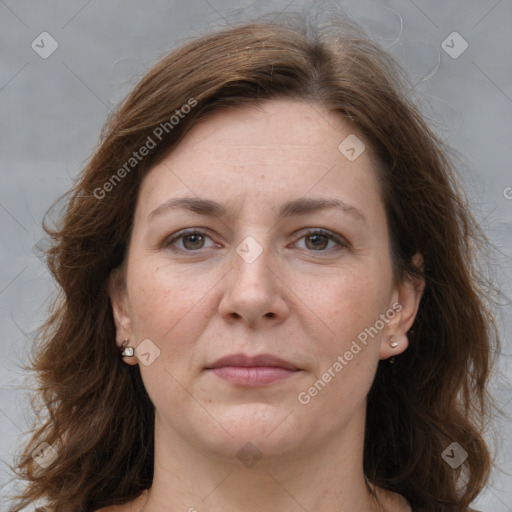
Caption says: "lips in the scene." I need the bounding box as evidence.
[205,353,301,386]
[206,353,299,371]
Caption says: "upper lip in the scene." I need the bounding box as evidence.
[205,353,299,371]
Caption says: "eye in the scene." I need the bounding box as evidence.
[164,229,219,252]
[294,229,346,251]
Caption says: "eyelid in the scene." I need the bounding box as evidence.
[291,228,349,250]
[162,228,219,251]
[161,227,349,253]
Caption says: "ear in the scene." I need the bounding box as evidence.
[380,253,425,360]
[109,267,137,365]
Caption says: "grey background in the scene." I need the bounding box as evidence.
[1,0,511,510]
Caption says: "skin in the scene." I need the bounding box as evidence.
[106,99,424,512]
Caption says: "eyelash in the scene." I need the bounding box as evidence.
[162,228,348,254]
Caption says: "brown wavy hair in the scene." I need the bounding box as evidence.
[8,11,498,512]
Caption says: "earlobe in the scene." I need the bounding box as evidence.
[108,267,133,349]
[120,338,139,365]
[380,253,425,360]
[108,268,139,366]
[111,298,132,348]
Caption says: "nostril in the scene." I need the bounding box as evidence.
[264,312,275,318]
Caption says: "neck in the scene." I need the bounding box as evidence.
[139,409,402,512]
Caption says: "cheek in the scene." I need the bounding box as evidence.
[296,268,389,419]
[297,263,393,387]
[126,259,214,342]
[126,263,215,398]
[312,264,391,333]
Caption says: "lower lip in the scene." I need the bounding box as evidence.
[207,366,299,386]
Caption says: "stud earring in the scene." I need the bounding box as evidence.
[389,336,399,348]
[121,338,135,357]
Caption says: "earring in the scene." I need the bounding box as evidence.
[389,336,399,348]
[121,338,135,357]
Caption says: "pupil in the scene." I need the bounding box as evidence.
[184,234,204,249]
[307,234,327,250]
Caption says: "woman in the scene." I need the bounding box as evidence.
[9,11,497,512]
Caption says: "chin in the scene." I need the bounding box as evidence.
[200,403,304,459]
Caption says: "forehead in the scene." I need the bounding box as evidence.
[169,99,361,161]
[137,99,383,219]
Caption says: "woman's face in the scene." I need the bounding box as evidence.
[111,99,422,461]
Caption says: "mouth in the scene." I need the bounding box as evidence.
[204,353,302,386]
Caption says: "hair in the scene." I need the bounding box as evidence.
[8,9,498,512]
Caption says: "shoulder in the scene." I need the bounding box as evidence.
[33,495,143,512]
[34,507,120,512]
[34,507,117,512]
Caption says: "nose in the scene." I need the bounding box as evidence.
[218,243,290,328]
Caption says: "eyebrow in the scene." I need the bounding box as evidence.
[148,196,366,223]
